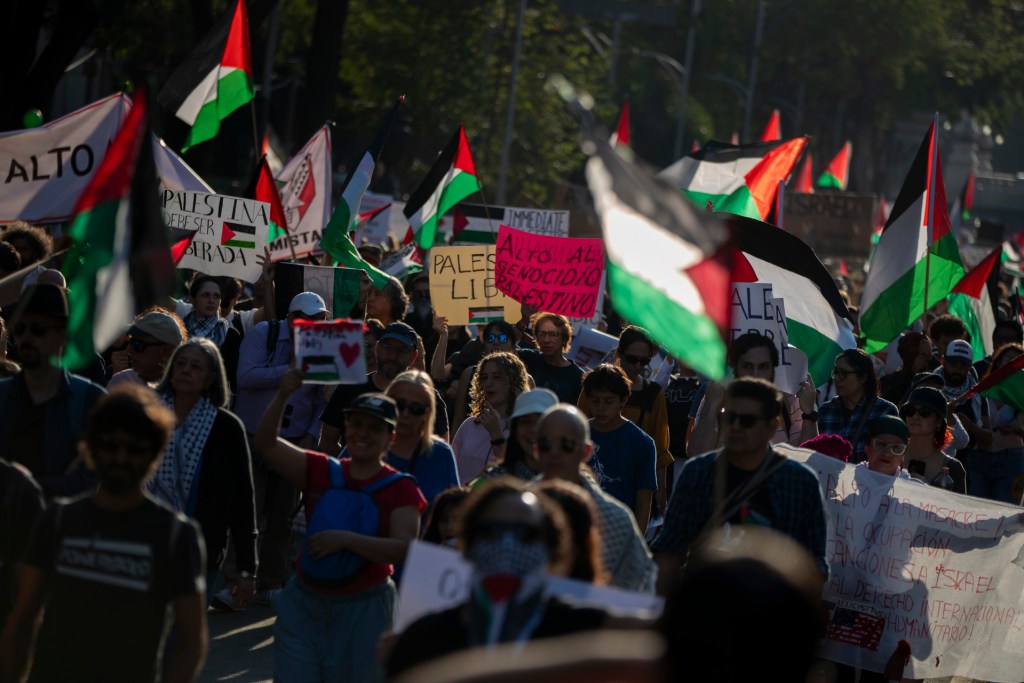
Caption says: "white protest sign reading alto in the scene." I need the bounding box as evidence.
[394,541,663,633]
[0,93,130,223]
[162,190,270,283]
[292,319,366,384]
[781,443,1024,682]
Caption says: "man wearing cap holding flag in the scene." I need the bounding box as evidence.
[0,284,106,497]
[219,292,331,608]
[937,340,993,456]
[318,321,449,454]
[108,309,186,389]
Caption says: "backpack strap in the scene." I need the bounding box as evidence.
[326,458,346,488]
[360,471,412,494]
[636,378,660,429]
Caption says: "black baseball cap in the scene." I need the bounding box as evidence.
[343,392,398,427]
[378,321,417,348]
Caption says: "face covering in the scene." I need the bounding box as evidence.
[468,532,548,579]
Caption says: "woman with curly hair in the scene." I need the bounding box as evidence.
[900,386,966,493]
[451,351,529,485]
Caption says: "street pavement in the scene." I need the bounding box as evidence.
[199,605,276,682]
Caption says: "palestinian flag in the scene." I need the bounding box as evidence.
[764,180,784,229]
[610,98,631,147]
[62,90,173,370]
[586,131,732,381]
[715,137,808,220]
[158,0,253,152]
[860,119,965,354]
[965,353,1024,413]
[952,170,975,226]
[948,247,1000,362]
[274,262,364,319]
[320,98,403,288]
[728,214,857,385]
[250,155,288,242]
[794,153,813,193]
[468,307,507,325]
[380,242,423,281]
[221,221,256,249]
[818,141,852,190]
[758,109,781,142]
[405,125,481,250]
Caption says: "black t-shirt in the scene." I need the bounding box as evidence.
[665,375,703,459]
[320,372,450,439]
[26,496,205,683]
[520,351,585,404]
[725,460,776,528]
[0,459,44,622]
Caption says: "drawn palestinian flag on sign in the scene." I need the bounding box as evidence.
[221,221,256,249]
[468,307,507,324]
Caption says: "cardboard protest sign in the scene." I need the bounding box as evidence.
[494,226,605,319]
[275,262,364,319]
[428,245,519,325]
[270,125,332,261]
[782,443,1024,682]
[0,93,130,223]
[440,202,571,244]
[163,190,270,283]
[395,541,663,633]
[730,283,805,394]
[566,326,618,370]
[784,193,877,260]
[293,319,366,384]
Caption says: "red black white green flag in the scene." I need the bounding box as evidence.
[405,126,481,250]
[818,141,852,190]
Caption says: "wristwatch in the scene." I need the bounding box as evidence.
[802,411,819,423]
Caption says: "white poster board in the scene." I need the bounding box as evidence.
[293,319,366,384]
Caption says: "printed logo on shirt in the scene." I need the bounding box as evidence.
[56,537,153,592]
[587,445,621,489]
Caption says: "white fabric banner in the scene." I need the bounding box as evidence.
[783,444,1024,682]
[272,126,332,260]
[0,93,130,223]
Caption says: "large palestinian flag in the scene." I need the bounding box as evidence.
[586,132,732,381]
[818,141,852,190]
[860,119,965,353]
[405,126,481,250]
[728,214,857,385]
[62,90,173,370]
[948,248,1000,362]
[157,0,253,152]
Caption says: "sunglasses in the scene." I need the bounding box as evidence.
[129,338,164,353]
[871,439,907,456]
[832,367,857,379]
[537,435,579,454]
[476,520,542,544]
[485,333,511,345]
[622,353,652,366]
[14,321,55,338]
[900,406,936,419]
[394,399,428,416]
[721,410,766,428]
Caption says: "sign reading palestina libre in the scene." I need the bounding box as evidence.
[293,319,366,384]
[428,245,520,326]
[162,190,270,283]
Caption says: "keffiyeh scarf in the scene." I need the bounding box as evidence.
[149,394,218,512]
[184,311,228,347]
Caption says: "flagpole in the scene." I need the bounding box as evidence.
[473,182,506,325]
[923,115,938,315]
[250,99,261,163]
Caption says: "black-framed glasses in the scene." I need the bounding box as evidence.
[870,439,907,456]
[832,366,856,379]
[485,333,511,345]
[536,330,562,340]
[721,410,766,428]
[537,435,579,454]
[476,520,542,544]
[900,406,936,419]
[129,338,164,353]
[13,322,54,338]
[394,399,428,416]
[622,353,652,366]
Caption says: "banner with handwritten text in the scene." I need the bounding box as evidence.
[293,319,365,384]
[428,245,519,325]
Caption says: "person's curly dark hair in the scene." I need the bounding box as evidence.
[2,221,53,264]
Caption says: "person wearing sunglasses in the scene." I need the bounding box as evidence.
[388,479,618,679]
[652,378,828,595]
[535,404,656,593]
[451,320,522,432]
[477,388,559,484]
[384,370,459,507]
[108,309,186,389]
[899,387,966,493]
[805,349,898,463]
[860,416,916,481]
[0,283,106,498]
[517,313,585,404]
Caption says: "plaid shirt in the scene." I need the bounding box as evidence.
[817,395,898,463]
[579,473,657,593]
[650,450,829,577]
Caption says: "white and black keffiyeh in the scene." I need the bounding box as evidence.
[149,394,218,512]
[184,311,228,347]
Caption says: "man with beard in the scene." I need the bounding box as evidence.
[0,385,207,683]
[0,284,105,497]
[318,321,449,454]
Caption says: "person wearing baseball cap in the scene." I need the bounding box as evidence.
[255,370,426,682]
[861,416,915,479]
[937,338,994,466]
[0,283,106,496]
[108,309,186,388]
[475,388,559,483]
[319,321,450,455]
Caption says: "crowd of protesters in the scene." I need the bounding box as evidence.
[1,217,1023,683]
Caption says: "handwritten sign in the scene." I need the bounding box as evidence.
[494,226,605,319]
[781,443,1024,682]
[293,319,366,384]
[163,190,270,282]
[566,326,618,370]
[731,283,804,394]
[439,203,571,244]
[428,245,519,325]
[394,541,663,633]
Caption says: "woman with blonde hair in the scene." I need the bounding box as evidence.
[384,370,460,506]
[452,351,530,484]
